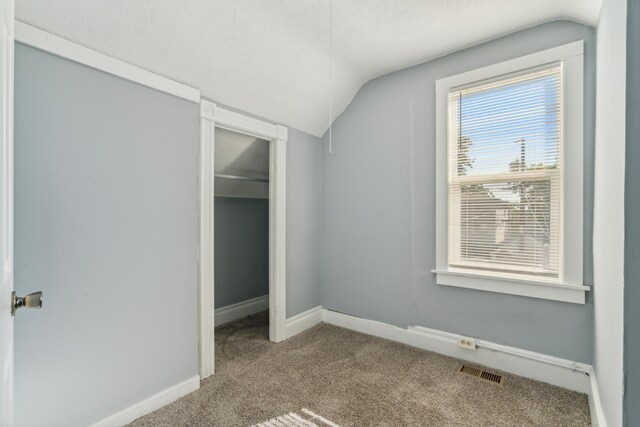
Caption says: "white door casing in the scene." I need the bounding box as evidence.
[0,0,14,424]
[199,100,287,380]
[198,103,215,379]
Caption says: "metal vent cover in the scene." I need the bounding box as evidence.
[458,364,503,385]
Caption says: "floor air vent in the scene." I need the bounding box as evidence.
[458,364,503,385]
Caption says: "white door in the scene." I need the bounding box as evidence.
[0,0,14,425]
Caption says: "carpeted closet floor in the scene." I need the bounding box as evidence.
[129,312,591,426]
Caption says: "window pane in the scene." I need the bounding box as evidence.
[447,65,562,277]
[449,179,559,275]
[449,66,561,178]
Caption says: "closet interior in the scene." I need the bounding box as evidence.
[214,127,270,329]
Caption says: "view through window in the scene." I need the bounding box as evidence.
[447,64,562,277]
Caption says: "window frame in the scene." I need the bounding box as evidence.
[433,41,588,304]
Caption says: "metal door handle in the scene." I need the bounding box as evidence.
[11,291,43,316]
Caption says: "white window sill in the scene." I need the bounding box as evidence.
[431,268,589,304]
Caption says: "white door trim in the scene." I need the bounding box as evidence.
[199,100,287,379]
[14,22,200,103]
[1,0,15,425]
[198,103,216,379]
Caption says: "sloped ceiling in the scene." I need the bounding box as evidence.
[214,127,270,199]
[215,128,269,181]
[16,0,601,137]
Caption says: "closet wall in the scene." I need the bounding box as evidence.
[214,197,269,308]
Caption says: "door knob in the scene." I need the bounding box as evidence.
[11,291,43,316]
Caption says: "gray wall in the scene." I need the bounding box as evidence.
[287,128,323,317]
[625,0,639,424]
[14,43,199,427]
[214,197,269,308]
[322,21,595,363]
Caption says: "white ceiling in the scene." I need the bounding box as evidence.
[16,0,601,137]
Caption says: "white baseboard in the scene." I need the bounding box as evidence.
[285,305,323,339]
[321,308,592,394]
[588,369,608,427]
[215,295,269,326]
[89,376,200,427]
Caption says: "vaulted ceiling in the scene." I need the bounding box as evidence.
[16,0,601,137]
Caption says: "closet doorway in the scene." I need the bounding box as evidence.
[199,100,288,379]
[214,127,270,331]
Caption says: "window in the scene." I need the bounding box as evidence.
[434,41,588,304]
[449,65,561,277]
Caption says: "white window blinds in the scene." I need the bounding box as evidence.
[447,64,562,277]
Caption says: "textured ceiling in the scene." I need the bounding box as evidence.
[16,0,601,137]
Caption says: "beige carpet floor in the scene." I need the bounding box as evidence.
[129,312,591,426]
